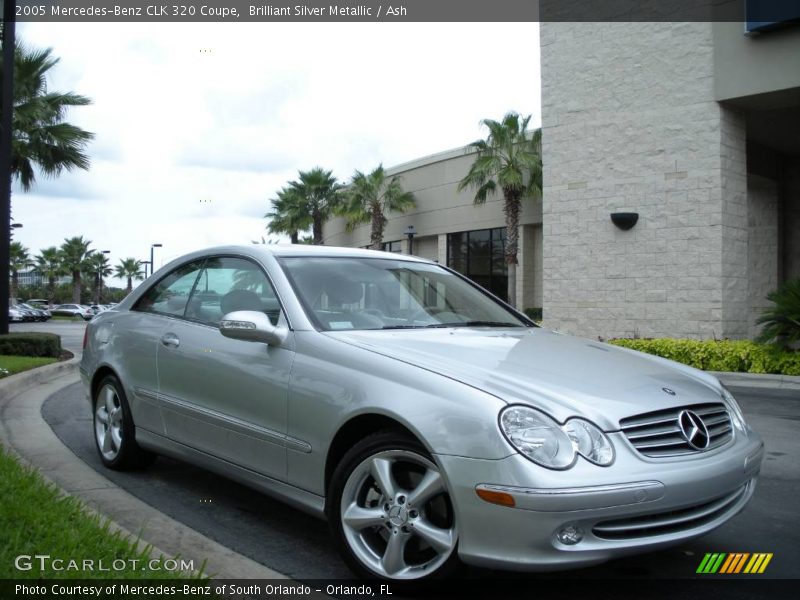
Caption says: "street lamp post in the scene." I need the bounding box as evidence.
[141,260,151,278]
[150,243,162,277]
[0,1,17,335]
[404,225,417,256]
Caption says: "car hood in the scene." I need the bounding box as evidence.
[326,327,724,430]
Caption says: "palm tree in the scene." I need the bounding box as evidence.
[114,258,144,294]
[458,113,542,307]
[59,236,93,303]
[9,242,33,299]
[35,246,64,303]
[86,252,112,304]
[266,186,311,244]
[339,165,416,250]
[290,168,343,244]
[756,278,800,348]
[3,43,94,191]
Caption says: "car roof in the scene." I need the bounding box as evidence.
[169,244,433,264]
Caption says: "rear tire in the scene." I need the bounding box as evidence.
[93,375,155,470]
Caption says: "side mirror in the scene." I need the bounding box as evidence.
[219,310,288,346]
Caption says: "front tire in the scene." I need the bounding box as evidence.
[93,375,155,470]
[328,431,460,581]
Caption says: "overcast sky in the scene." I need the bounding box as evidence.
[14,22,540,285]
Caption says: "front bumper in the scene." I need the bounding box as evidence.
[436,429,764,571]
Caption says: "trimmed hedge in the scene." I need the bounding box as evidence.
[608,338,800,376]
[0,333,62,358]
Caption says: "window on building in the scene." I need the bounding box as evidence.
[447,227,508,301]
[381,240,403,253]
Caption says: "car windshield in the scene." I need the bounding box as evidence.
[279,256,530,332]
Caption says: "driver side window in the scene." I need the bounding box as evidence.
[184,257,283,327]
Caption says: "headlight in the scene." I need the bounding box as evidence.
[721,384,747,432]
[500,406,576,469]
[563,418,615,466]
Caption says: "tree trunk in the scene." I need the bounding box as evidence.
[503,188,521,308]
[94,274,101,304]
[290,231,299,244]
[370,207,383,250]
[48,276,55,304]
[127,277,132,293]
[72,271,81,304]
[11,271,18,300]
[313,211,323,245]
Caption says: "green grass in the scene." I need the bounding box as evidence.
[0,444,204,579]
[52,315,84,321]
[0,355,57,378]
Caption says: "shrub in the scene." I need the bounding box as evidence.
[0,333,62,358]
[608,338,800,376]
[524,307,543,321]
[756,277,800,348]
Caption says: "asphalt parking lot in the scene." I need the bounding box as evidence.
[42,380,799,583]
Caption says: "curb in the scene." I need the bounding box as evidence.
[0,356,290,581]
[0,354,79,399]
[711,371,800,391]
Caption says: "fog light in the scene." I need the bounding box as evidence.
[557,525,584,545]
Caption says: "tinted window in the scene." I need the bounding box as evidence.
[186,257,282,326]
[134,261,204,318]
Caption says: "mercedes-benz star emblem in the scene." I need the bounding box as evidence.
[662,387,676,396]
[678,410,710,450]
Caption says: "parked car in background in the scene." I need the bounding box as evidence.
[18,302,51,321]
[52,304,93,320]
[81,245,764,582]
[8,307,25,323]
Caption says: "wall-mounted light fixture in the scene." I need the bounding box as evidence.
[610,212,639,231]
[404,225,417,255]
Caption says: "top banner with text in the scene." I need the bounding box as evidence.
[10,0,800,23]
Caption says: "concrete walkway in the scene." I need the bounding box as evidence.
[0,357,286,580]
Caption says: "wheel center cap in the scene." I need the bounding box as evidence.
[387,505,408,526]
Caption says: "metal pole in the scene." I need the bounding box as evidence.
[0,1,16,335]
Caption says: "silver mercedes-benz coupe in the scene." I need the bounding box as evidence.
[80,245,764,581]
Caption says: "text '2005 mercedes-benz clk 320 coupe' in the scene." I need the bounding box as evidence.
[80,245,764,581]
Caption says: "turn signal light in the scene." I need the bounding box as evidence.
[476,488,515,507]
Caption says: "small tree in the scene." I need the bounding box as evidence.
[86,252,112,304]
[266,186,310,244]
[290,167,343,244]
[756,278,800,348]
[59,236,93,303]
[458,113,542,307]
[35,246,64,304]
[339,164,416,250]
[9,242,33,300]
[114,258,144,294]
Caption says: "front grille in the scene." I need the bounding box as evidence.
[620,403,732,458]
[592,483,749,540]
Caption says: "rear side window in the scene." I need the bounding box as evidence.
[133,261,204,318]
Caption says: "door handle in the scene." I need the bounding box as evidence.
[161,332,180,348]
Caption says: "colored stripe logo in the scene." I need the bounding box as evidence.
[697,553,773,574]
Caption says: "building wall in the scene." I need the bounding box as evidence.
[786,158,800,281]
[747,175,780,339]
[713,22,800,103]
[540,22,751,339]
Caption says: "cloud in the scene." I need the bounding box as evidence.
[12,21,541,288]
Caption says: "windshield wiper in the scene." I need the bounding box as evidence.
[381,323,449,330]
[440,320,522,328]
